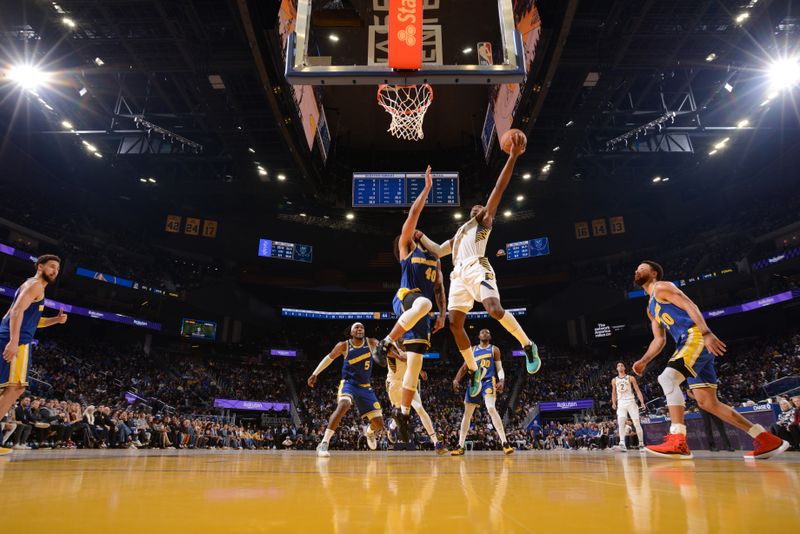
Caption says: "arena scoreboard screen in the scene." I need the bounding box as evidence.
[258,239,313,263]
[180,318,217,341]
[506,237,550,260]
[352,172,460,207]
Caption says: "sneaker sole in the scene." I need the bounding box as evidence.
[645,447,694,460]
[503,450,514,455]
[744,440,790,460]
[525,356,541,375]
[317,451,330,458]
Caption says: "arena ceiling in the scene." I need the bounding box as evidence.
[1,0,799,233]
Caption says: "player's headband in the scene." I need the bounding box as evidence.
[350,322,364,334]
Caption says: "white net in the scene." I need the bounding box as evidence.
[376,84,434,141]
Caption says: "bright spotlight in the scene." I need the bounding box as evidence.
[737,119,750,128]
[735,12,750,24]
[516,195,524,202]
[7,64,50,91]
[522,173,531,180]
[503,210,512,218]
[62,17,76,28]
[345,212,355,220]
[705,53,717,62]
[277,174,287,181]
[257,167,267,176]
[462,47,473,54]
[61,120,73,129]
[768,58,800,91]
[454,213,463,220]
[652,176,662,183]
[329,34,340,42]
[709,149,718,156]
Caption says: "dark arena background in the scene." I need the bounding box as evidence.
[1,0,799,532]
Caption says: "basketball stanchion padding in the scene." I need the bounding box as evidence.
[377,84,434,141]
[388,0,423,70]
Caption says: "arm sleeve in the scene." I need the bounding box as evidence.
[312,355,335,376]
[419,234,452,258]
[496,361,505,381]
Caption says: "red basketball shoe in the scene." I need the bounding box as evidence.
[645,433,693,459]
[744,432,790,460]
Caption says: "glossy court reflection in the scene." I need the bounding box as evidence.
[0,450,798,533]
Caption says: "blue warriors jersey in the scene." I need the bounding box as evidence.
[341,340,373,385]
[398,244,438,302]
[0,287,44,344]
[474,344,496,381]
[647,287,696,343]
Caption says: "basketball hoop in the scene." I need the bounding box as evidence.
[376,84,434,141]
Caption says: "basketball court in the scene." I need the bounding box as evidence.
[2,450,798,532]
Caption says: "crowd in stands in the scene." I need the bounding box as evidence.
[1,325,799,453]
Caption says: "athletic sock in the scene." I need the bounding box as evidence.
[460,348,478,371]
[747,424,766,438]
[429,433,438,445]
[488,410,507,444]
[498,311,532,347]
[669,423,687,435]
[322,429,335,444]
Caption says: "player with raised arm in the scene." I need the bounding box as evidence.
[0,255,67,456]
[371,166,461,443]
[308,323,385,457]
[450,329,513,455]
[632,261,789,460]
[611,362,645,452]
[415,132,541,378]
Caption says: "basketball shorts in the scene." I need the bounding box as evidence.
[0,337,31,388]
[337,380,382,420]
[448,258,501,312]
[392,289,431,351]
[667,328,718,389]
[616,401,640,423]
[465,377,497,405]
[386,359,422,406]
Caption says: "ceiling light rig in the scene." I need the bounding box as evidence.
[606,111,676,150]
[133,116,203,153]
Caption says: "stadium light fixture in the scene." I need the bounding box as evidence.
[61,120,73,129]
[768,57,800,91]
[462,47,473,54]
[300,213,307,217]
[7,64,50,91]
[522,173,531,180]
[516,195,524,202]
[345,212,355,220]
[706,53,717,62]
[714,138,730,150]
[148,177,157,183]
[248,147,255,153]
[94,57,105,67]
[139,178,147,183]
[709,149,718,156]
[503,210,512,218]
[93,152,103,158]
[62,17,76,28]
[454,213,463,220]
[737,119,750,128]
[735,12,750,24]
[257,166,267,176]
[652,176,662,183]
[547,160,554,164]
[329,34,339,42]
[565,120,574,127]
[277,174,287,181]
[662,177,670,182]
[552,146,560,152]
[83,142,97,152]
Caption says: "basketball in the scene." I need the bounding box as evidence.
[500,128,527,154]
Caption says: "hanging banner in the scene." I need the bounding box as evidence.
[165,215,182,233]
[591,219,607,237]
[575,222,590,240]
[609,216,626,235]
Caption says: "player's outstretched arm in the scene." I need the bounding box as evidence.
[630,376,645,407]
[432,260,446,333]
[307,341,346,388]
[398,166,433,258]
[479,133,526,226]
[38,309,68,329]
[2,282,39,362]
[494,346,505,393]
[453,363,468,391]
[415,231,452,258]
[610,378,617,410]
[655,282,727,356]
[632,314,666,376]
